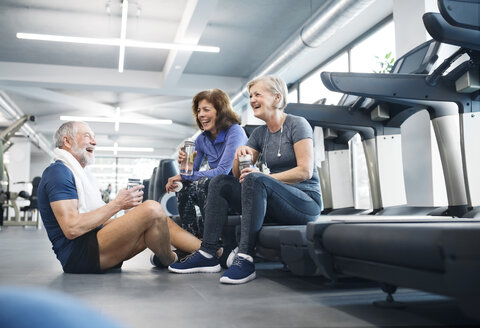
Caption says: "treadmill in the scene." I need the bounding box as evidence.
[278,38,449,276]
[319,128,371,215]
[306,0,480,319]
[262,40,447,275]
[321,10,479,217]
[289,38,461,216]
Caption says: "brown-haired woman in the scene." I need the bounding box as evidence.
[165,88,248,239]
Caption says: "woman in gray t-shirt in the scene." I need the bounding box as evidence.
[168,76,322,284]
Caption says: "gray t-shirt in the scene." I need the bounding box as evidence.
[247,114,321,194]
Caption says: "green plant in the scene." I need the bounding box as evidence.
[373,51,395,74]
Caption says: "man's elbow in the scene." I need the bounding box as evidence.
[63,222,82,240]
[64,229,80,240]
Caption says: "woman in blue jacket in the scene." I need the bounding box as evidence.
[165,89,248,238]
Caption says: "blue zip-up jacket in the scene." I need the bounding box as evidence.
[182,123,248,181]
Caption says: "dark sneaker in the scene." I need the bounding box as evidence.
[219,253,256,284]
[226,246,239,268]
[150,253,166,268]
[168,251,221,273]
[173,249,191,262]
[150,249,187,268]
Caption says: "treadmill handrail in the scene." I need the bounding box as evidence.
[438,0,480,31]
[423,12,480,51]
[321,71,473,114]
[284,103,394,139]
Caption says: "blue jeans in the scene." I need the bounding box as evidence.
[200,173,322,256]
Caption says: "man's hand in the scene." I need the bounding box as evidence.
[165,174,182,193]
[113,184,144,210]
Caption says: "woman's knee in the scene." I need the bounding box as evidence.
[242,172,267,188]
[210,174,233,187]
[209,175,236,195]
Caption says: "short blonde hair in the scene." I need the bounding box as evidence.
[247,75,288,110]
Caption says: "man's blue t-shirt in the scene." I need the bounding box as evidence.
[38,161,78,267]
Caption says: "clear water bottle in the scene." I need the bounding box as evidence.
[238,154,253,171]
[180,140,195,175]
[127,178,141,189]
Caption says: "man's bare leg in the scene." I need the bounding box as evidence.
[97,200,176,270]
[167,218,201,253]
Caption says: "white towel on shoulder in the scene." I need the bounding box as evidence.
[53,148,105,213]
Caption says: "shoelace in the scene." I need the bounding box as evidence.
[231,256,244,267]
[179,251,198,263]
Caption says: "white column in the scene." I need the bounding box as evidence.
[393,0,447,207]
[393,0,438,57]
[4,137,31,218]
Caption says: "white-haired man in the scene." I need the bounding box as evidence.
[38,121,200,273]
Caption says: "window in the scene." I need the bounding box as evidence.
[90,157,159,201]
[288,88,298,103]
[299,52,348,105]
[350,21,395,73]
[299,68,323,104]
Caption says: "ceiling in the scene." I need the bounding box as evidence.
[0,0,392,159]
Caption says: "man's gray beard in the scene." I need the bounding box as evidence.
[72,143,95,166]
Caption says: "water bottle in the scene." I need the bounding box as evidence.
[238,154,253,171]
[180,140,195,175]
[127,178,141,189]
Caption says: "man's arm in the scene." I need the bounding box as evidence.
[50,185,144,240]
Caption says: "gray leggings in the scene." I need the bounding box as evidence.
[200,173,322,256]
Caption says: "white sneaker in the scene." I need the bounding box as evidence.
[226,247,239,268]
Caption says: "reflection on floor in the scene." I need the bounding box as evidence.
[0,226,476,328]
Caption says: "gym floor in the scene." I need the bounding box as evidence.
[0,226,476,328]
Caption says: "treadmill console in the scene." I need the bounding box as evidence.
[390,39,440,74]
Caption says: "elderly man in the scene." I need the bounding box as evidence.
[38,121,200,273]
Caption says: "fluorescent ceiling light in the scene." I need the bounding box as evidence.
[60,115,172,125]
[16,33,220,53]
[17,0,219,73]
[114,107,120,131]
[95,146,154,153]
[118,0,129,73]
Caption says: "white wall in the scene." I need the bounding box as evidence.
[393,0,437,57]
[4,137,31,217]
[30,152,53,179]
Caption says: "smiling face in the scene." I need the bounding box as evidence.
[197,99,218,137]
[249,81,279,120]
[68,122,96,167]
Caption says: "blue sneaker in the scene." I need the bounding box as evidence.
[219,253,256,284]
[168,251,221,273]
[226,246,239,268]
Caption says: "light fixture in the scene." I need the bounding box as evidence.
[16,0,220,73]
[114,107,120,131]
[95,146,154,153]
[118,0,128,73]
[59,115,172,125]
[16,33,220,52]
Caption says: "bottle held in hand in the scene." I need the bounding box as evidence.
[127,178,141,189]
[238,154,253,171]
[180,140,195,176]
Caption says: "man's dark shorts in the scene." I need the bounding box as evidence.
[63,228,122,274]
